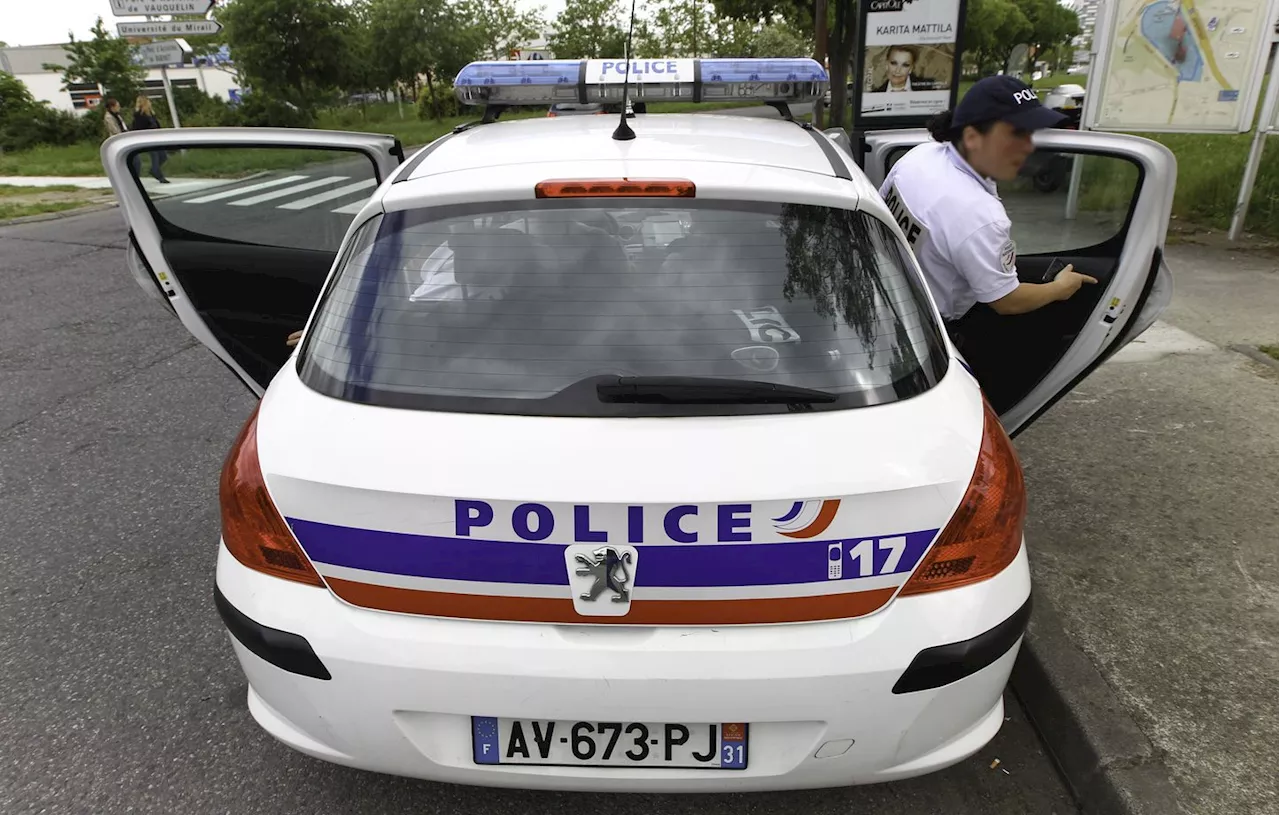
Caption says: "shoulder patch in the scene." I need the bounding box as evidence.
[1000,239,1017,273]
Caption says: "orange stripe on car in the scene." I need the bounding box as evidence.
[325,578,896,625]
[778,499,842,539]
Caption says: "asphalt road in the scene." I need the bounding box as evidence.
[0,210,1077,813]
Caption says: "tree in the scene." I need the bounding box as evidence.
[42,17,146,103]
[550,0,628,59]
[458,0,545,60]
[217,0,355,114]
[1018,0,1080,74]
[962,0,1031,76]
[339,1,382,102]
[710,0,841,124]
[365,0,481,118]
[749,20,812,57]
[823,0,857,129]
[365,0,429,101]
[712,0,813,38]
[643,0,725,57]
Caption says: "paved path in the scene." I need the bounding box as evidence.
[1015,242,1278,815]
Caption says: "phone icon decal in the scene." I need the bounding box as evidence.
[827,543,843,580]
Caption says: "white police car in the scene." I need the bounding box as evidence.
[101,57,1175,791]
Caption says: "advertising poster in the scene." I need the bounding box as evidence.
[856,0,965,125]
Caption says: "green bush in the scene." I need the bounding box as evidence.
[230,92,316,128]
[323,106,365,128]
[0,106,83,151]
[76,106,108,141]
[149,86,239,128]
[0,70,40,128]
[416,82,459,120]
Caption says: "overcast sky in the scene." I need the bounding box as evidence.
[3,0,564,48]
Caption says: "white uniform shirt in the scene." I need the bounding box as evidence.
[877,141,1020,321]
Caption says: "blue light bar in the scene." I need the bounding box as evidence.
[453,58,828,107]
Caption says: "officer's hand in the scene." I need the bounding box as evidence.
[1053,265,1099,299]
[286,329,303,348]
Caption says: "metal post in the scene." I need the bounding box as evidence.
[1064,154,1085,220]
[1228,53,1278,240]
[1065,0,1114,220]
[161,65,182,128]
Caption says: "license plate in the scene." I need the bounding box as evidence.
[472,717,748,769]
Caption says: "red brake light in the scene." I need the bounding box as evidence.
[219,407,324,587]
[899,400,1026,596]
[535,179,696,198]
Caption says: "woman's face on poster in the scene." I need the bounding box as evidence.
[887,49,914,87]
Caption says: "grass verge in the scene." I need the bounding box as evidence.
[0,142,105,177]
[0,200,92,219]
[0,183,115,220]
[0,183,84,195]
[1260,344,1279,360]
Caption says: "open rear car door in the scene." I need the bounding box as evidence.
[101,128,404,396]
[864,128,1176,436]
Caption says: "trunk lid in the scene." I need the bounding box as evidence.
[258,365,983,626]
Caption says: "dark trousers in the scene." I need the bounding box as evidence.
[945,309,1003,406]
[130,150,168,180]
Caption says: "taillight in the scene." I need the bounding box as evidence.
[219,407,324,587]
[535,179,696,198]
[899,400,1026,596]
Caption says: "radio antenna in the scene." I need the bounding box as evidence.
[611,0,640,140]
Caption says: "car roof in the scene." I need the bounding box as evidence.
[404,113,843,181]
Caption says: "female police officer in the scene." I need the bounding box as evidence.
[878,75,1097,358]
[880,75,1100,404]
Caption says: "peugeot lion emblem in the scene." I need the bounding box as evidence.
[574,546,633,603]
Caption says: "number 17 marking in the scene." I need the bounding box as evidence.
[845,535,908,577]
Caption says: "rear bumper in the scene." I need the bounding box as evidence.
[214,540,1032,792]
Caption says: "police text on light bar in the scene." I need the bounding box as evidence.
[453,58,829,107]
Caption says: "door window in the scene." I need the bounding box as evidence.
[126,145,381,252]
[882,146,1142,259]
[998,153,1140,257]
[882,143,1149,416]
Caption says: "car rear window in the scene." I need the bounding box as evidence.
[296,199,948,416]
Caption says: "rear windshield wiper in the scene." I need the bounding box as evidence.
[597,376,839,404]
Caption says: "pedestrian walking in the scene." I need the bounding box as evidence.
[102,98,128,139]
[130,95,170,184]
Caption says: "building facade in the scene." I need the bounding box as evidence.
[0,43,240,113]
[1067,0,1100,66]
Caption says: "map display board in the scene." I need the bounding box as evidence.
[1089,0,1277,133]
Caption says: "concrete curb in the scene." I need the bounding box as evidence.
[0,200,119,228]
[1228,344,1280,369]
[1012,591,1185,815]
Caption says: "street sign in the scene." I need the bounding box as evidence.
[109,0,214,15]
[117,20,222,37]
[135,39,186,67]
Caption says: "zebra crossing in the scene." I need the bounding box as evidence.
[179,174,377,214]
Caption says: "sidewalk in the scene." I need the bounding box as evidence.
[0,175,232,196]
[1013,242,1278,815]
